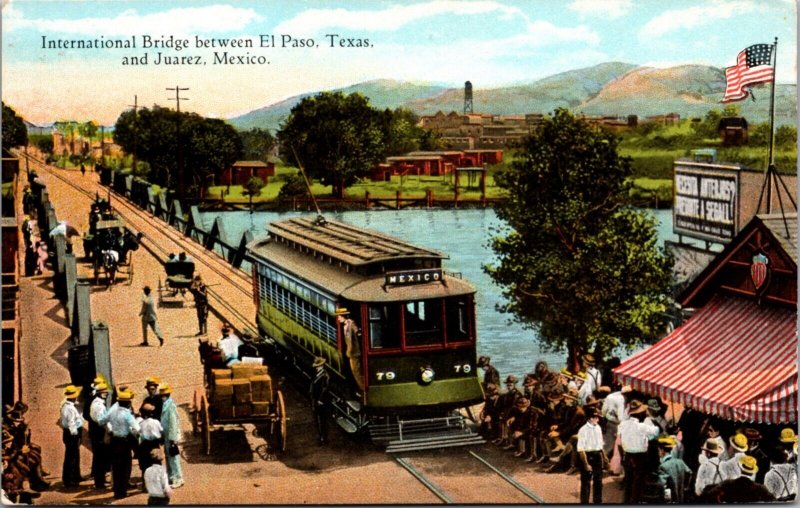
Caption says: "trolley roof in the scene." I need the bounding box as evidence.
[266,217,447,267]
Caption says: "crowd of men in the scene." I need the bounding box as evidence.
[58,375,184,504]
[2,402,49,503]
[477,355,798,503]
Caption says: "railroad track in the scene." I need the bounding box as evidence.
[391,450,544,504]
[22,153,256,331]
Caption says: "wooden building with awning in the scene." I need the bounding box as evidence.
[614,213,797,424]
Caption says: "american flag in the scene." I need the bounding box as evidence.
[723,44,774,102]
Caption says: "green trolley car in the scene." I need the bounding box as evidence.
[247,216,485,451]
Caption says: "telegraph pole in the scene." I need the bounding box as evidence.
[127,95,138,174]
[167,86,189,199]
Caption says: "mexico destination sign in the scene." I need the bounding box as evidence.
[673,162,740,243]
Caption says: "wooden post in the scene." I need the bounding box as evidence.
[73,281,92,346]
[454,170,460,209]
[365,191,370,209]
[396,190,401,210]
[65,254,78,326]
[426,190,432,208]
[91,321,114,397]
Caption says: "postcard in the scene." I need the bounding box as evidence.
[1,0,797,505]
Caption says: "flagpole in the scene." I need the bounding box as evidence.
[767,37,778,170]
[764,37,778,214]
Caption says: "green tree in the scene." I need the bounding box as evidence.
[239,128,275,163]
[748,122,771,146]
[691,109,722,140]
[278,92,384,198]
[242,176,265,213]
[54,120,79,155]
[379,108,423,157]
[2,102,28,149]
[722,104,741,118]
[775,125,797,147]
[485,109,673,368]
[277,173,308,201]
[114,106,242,196]
[29,134,54,157]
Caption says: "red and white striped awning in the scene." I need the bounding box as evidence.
[614,295,798,424]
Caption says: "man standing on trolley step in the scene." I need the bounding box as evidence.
[336,308,363,392]
[139,286,164,347]
[310,357,330,445]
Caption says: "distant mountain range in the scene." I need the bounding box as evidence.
[229,62,797,131]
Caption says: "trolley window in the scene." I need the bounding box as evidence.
[404,299,443,347]
[368,304,401,350]
[445,296,470,342]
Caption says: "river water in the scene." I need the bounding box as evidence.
[200,208,675,379]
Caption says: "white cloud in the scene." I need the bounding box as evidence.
[568,0,633,19]
[639,0,758,38]
[4,4,262,36]
[273,0,525,35]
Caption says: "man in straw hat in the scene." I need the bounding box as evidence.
[618,399,659,503]
[778,427,797,463]
[159,384,184,488]
[99,389,140,499]
[578,353,601,405]
[720,433,749,481]
[336,308,364,392]
[576,408,606,504]
[88,382,111,489]
[59,385,85,488]
[743,427,769,483]
[309,357,331,445]
[694,438,725,497]
[656,435,692,504]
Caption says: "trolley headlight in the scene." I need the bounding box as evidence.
[419,367,435,384]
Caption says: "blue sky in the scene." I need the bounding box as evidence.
[2,0,796,124]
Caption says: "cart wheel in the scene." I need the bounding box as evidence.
[277,390,287,452]
[191,388,203,435]
[200,393,211,455]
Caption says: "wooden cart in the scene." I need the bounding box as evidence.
[191,366,287,458]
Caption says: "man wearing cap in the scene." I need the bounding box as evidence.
[477,356,500,391]
[506,396,535,458]
[190,275,208,336]
[309,357,331,445]
[140,377,164,421]
[59,385,85,488]
[495,375,521,447]
[218,324,243,365]
[99,389,140,499]
[337,308,364,392]
[576,409,605,504]
[720,433,749,481]
[618,399,659,503]
[578,354,601,405]
[694,438,725,497]
[139,286,165,347]
[479,384,501,441]
[764,447,796,501]
[159,384,184,488]
[89,382,111,489]
[656,436,692,504]
[744,428,769,483]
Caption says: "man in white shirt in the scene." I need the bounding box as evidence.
[764,448,797,501]
[218,324,243,364]
[618,399,659,503]
[578,354,601,404]
[577,410,606,504]
[89,382,111,489]
[600,386,628,460]
[137,403,164,487]
[694,439,725,497]
[720,433,748,481]
[144,448,173,505]
[60,385,85,488]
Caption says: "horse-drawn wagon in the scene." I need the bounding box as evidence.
[192,344,287,458]
[87,218,140,286]
[157,258,196,305]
